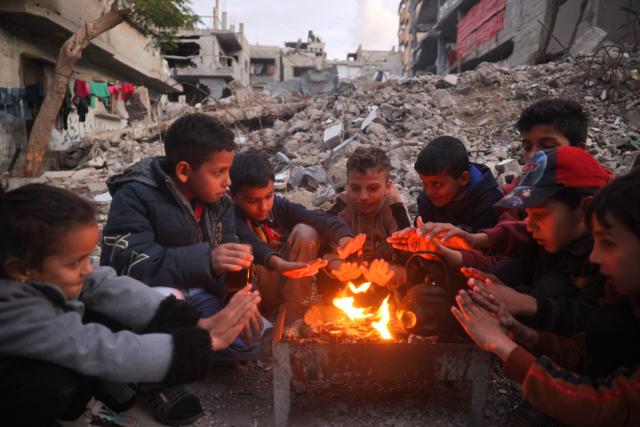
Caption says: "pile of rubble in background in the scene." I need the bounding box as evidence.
[7,52,640,222]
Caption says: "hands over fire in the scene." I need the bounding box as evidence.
[281,258,329,278]
[330,261,362,282]
[336,233,366,259]
[360,259,395,288]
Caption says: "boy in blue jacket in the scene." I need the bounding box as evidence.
[230,150,358,315]
[415,136,502,231]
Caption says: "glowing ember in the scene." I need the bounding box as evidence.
[348,281,371,294]
[372,296,393,340]
[333,297,372,320]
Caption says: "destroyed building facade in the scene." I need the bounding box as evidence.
[162,1,250,102]
[400,0,635,76]
[0,0,180,174]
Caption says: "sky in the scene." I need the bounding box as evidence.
[189,0,400,60]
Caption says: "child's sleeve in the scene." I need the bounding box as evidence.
[503,347,640,426]
[276,197,353,245]
[100,185,216,289]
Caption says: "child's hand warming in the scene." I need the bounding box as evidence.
[461,267,538,317]
[418,220,474,250]
[330,261,362,282]
[198,284,261,350]
[387,226,465,267]
[280,258,328,279]
[360,259,395,287]
[211,243,254,273]
[336,234,366,259]
[451,290,518,361]
[467,286,539,349]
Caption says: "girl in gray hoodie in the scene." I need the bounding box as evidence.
[0,184,260,427]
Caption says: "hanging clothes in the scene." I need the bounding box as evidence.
[74,79,90,98]
[89,81,110,109]
[120,83,135,101]
[57,85,72,130]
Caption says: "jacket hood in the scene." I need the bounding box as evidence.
[107,156,169,195]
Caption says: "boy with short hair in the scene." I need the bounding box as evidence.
[101,113,251,315]
[324,146,411,288]
[100,114,262,423]
[452,168,640,426]
[413,98,592,273]
[414,136,502,232]
[230,150,356,315]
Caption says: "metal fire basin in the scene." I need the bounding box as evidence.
[272,305,490,427]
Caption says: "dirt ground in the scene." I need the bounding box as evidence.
[126,356,523,426]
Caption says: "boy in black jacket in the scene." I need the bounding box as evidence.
[230,150,357,315]
[415,136,502,231]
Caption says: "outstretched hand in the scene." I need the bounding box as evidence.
[330,261,362,282]
[280,258,328,278]
[451,290,517,361]
[461,267,537,317]
[360,259,396,287]
[336,234,366,259]
[198,284,261,351]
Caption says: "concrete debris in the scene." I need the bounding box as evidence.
[432,89,456,109]
[10,53,639,225]
[437,74,459,88]
[361,106,379,131]
[323,123,344,148]
[570,26,608,57]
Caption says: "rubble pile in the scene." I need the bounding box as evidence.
[241,56,640,213]
[8,55,639,220]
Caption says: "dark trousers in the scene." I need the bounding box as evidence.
[0,358,95,427]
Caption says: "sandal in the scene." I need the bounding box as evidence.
[139,385,203,426]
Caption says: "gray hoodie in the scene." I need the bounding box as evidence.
[0,266,174,383]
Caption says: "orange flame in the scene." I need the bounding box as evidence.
[333,296,372,320]
[348,281,371,294]
[372,296,393,340]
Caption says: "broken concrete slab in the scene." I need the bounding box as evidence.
[436,74,459,88]
[570,26,607,57]
[432,89,456,109]
[495,159,521,175]
[323,123,344,148]
[361,107,379,131]
[288,165,329,191]
[289,120,311,134]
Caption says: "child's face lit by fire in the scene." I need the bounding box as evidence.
[590,214,640,296]
[525,198,589,253]
[419,171,469,208]
[346,169,391,215]
[232,180,275,222]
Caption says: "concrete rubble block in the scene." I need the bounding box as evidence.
[323,123,344,149]
[331,135,359,157]
[288,165,329,191]
[327,157,349,190]
[570,27,608,57]
[42,170,76,180]
[625,109,640,130]
[71,168,96,181]
[312,185,336,207]
[474,62,502,86]
[289,120,311,134]
[436,74,459,88]
[274,168,290,191]
[432,89,456,109]
[360,106,379,131]
[365,122,387,138]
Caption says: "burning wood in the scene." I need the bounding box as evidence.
[284,281,432,344]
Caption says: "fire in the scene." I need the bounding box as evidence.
[333,296,373,320]
[348,281,371,294]
[331,282,394,340]
[372,296,393,340]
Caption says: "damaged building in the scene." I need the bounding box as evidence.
[162,1,250,102]
[0,0,180,173]
[249,31,327,92]
[328,45,404,81]
[400,0,636,75]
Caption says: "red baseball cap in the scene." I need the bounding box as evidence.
[495,146,612,210]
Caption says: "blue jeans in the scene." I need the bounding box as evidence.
[169,288,272,361]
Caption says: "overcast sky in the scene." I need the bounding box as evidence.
[189,0,400,60]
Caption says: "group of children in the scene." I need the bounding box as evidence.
[0,98,638,426]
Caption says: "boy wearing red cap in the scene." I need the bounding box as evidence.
[462,146,612,337]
